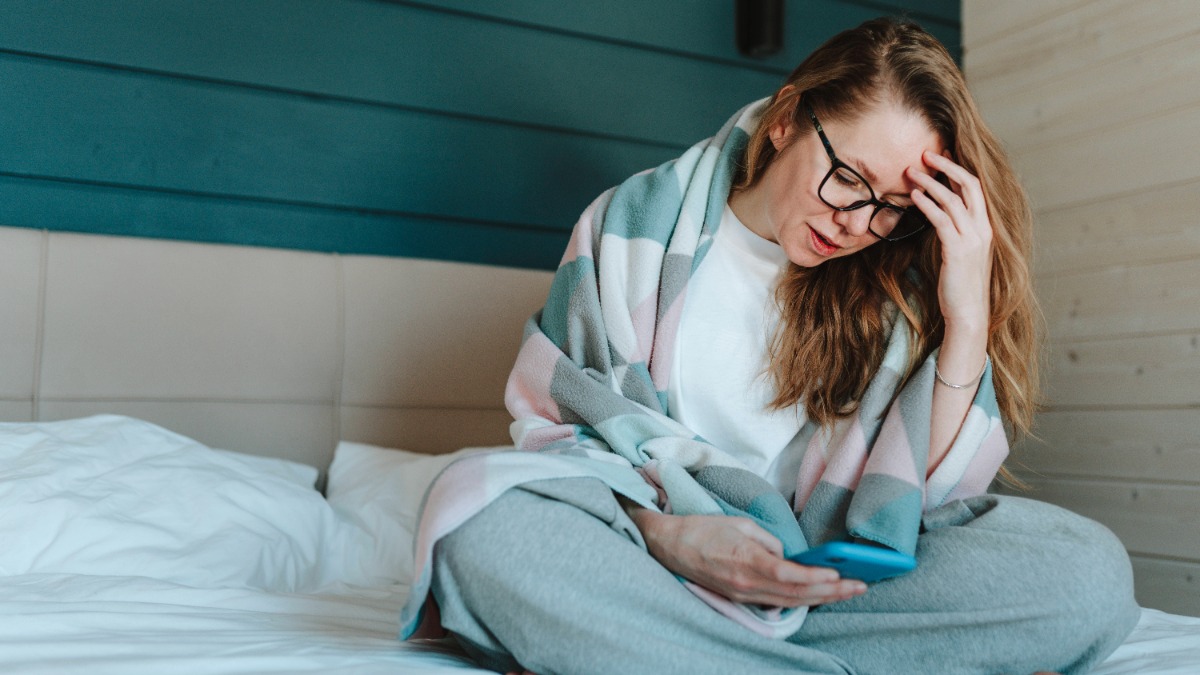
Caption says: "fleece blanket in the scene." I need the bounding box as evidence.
[399,99,1010,640]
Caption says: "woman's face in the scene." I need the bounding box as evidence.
[732,101,945,268]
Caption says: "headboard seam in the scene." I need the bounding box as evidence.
[332,253,346,450]
[31,230,49,421]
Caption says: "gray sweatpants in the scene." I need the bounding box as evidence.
[430,478,1139,675]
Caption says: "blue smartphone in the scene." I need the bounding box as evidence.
[790,542,917,583]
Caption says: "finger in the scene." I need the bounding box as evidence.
[770,559,841,584]
[921,151,985,212]
[729,551,841,597]
[723,552,868,605]
[911,176,992,249]
[735,546,831,590]
[908,166,967,219]
[752,559,855,593]
[733,579,868,608]
[909,187,959,237]
[797,579,869,604]
[733,519,785,558]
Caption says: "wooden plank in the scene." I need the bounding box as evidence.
[976,29,1200,152]
[868,0,960,24]
[1014,476,1200,561]
[410,0,797,69]
[1016,102,1200,212]
[410,0,959,70]
[0,175,569,270]
[1043,333,1200,408]
[1033,179,1200,276]
[1039,258,1200,340]
[1130,556,1200,617]
[966,0,1200,103]
[962,0,1089,50]
[783,1,963,62]
[804,3,961,61]
[1013,409,1200,483]
[0,0,779,149]
[0,54,676,234]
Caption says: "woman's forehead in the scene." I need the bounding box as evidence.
[823,106,944,193]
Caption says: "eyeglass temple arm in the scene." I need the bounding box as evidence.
[803,101,837,159]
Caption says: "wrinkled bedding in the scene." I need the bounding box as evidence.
[0,416,1195,673]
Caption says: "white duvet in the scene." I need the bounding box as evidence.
[0,416,1196,674]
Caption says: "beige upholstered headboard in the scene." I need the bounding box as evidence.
[0,225,554,470]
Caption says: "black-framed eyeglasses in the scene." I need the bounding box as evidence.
[804,101,931,242]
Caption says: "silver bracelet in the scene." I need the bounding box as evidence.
[934,355,990,389]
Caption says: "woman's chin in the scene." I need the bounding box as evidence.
[783,244,832,268]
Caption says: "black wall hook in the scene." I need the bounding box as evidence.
[736,0,784,58]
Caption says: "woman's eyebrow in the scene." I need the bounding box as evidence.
[848,155,914,201]
[849,157,879,185]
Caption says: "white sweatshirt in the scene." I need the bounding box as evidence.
[668,204,810,499]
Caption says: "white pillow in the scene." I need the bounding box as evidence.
[325,441,506,585]
[0,415,358,591]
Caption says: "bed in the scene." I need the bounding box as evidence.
[1,414,1198,674]
[1,227,1198,673]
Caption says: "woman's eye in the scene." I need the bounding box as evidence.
[833,169,862,188]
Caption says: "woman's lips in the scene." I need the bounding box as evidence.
[809,226,841,256]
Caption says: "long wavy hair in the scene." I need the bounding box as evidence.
[734,18,1041,439]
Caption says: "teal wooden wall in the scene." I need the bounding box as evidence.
[0,1,959,270]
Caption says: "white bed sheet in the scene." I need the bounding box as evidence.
[1095,609,1200,674]
[0,574,488,674]
[1,573,1198,674]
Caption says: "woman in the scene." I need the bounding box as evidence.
[402,18,1139,674]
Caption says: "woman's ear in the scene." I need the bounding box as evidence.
[769,84,800,152]
[769,118,794,152]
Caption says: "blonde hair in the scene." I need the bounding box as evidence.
[736,18,1041,438]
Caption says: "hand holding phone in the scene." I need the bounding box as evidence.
[789,541,917,583]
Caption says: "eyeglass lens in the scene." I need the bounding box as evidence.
[820,167,926,240]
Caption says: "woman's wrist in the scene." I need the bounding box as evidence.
[618,496,669,538]
[936,354,989,389]
[942,312,989,339]
[621,501,680,565]
[936,320,989,388]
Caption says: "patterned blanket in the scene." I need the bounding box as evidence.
[399,99,1009,640]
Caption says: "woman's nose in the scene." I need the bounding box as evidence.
[831,206,873,237]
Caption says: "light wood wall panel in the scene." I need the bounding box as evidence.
[961,0,1089,50]
[1017,103,1200,212]
[977,28,1200,153]
[1129,558,1200,617]
[1015,409,1200,483]
[1018,477,1200,560]
[1040,259,1200,340]
[1044,333,1200,408]
[967,0,1200,105]
[1034,179,1200,276]
[965,0,1200,616]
